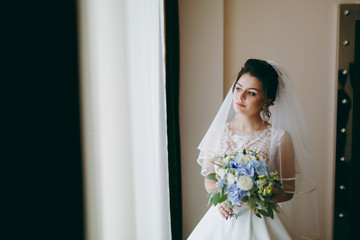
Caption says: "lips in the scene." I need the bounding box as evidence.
[236,103,245,107]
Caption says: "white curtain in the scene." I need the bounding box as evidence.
[79,0,171,239]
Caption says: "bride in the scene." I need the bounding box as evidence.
[188,59,319,240]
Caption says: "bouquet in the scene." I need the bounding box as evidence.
[205,149,288,219]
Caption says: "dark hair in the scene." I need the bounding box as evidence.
[232,59,279,120]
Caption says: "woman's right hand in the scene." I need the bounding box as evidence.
[217,201,233,220]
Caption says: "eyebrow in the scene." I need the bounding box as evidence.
[236,83,260,92]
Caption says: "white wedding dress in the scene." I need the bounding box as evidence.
[188,123,300,240]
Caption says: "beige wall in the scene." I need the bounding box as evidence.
[179,0,223,238]
[180,0,357,239]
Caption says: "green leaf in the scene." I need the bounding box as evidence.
[273,180,281,184]
[274,185,287,195]
[273,206,280,213]
[206,173,216,180]
[269,193,277,199]
[258,200,266,210]
[258,209,269,217]
[258,194,265,201]
[249,196,255,209]
[235,209,247,218]
[267,201,276,209]
[212,192,220,205]
[242,195,249,202]
[255,212,262,218]
[282,183,295,190]
[219,194,228,203]
[268,207,274,219]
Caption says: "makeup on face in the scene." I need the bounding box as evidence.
[232,73,264,115]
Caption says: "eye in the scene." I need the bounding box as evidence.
[235,87,242,92]
[248,91,256,96]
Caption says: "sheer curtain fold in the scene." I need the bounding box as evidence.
[79,0,171,239]
[127,0,171,239]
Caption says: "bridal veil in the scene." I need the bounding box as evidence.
[197,60,320,239]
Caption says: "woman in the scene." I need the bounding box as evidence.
[188,59,319,240]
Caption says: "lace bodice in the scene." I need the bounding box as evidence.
[201,123,285,164]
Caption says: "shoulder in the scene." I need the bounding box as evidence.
[269,127,288,145]
[270,127,285,138]
[270,128,295,148]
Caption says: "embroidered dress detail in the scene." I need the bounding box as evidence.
[210,123,284,165]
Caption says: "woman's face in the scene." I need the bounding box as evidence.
[232,73,265,116]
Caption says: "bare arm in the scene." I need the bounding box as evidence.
[204,156,216,193]
[272,131,295,203]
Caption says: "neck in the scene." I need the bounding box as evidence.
[233,114,264,132]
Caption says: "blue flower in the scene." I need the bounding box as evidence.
[249,159,260,168]
[254,161,269,176]
[230,161,238,169]
[233,153,245,163]
[228,184,246,206]
[215,177,225,191]
[237,162,254,177]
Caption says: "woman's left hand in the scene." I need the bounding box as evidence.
[217,202,233,220]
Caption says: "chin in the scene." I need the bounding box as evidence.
[234,109,246,115]
[233,108,241,114]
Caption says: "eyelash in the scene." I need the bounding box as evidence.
[235,87,256,96]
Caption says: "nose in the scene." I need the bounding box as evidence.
[239,91,246,100]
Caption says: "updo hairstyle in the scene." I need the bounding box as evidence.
[232,59,279,120]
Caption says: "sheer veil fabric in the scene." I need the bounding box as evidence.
[197,61,320,239]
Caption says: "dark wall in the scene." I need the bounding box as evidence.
[3,1,84,239]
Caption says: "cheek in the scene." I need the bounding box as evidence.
[232,92,238,101]
[251,97,264,108]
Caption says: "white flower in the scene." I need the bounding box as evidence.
[238,156,249,163]
[224,156,232,163]
[214,164,219,172]
[270,171,278,177]
[256,179,266,188]
[216,168,226,179]
[227,173,237,184]
[220,159,226,165]
[237,175,254,191]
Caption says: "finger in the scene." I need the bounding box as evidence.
[222,206,231,217]
[218,208,226,218]
[217,206,225,217]
[226,206,233,213]
[222,204,233,215]
[218,206,229,218]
